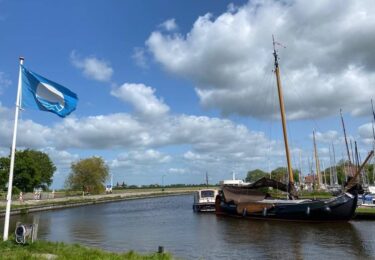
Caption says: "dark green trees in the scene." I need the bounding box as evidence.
[245,167,301,183]
[0,149,56,192]
[245,169,268,182]
[66,157,109,194]
[271,167,301,183]
[0,157,9,190]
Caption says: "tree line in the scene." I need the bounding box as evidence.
[246,160,374,185]
[113,183,217,189]
[0,149,109,195]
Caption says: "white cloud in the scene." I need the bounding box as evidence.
[183,151,202,160]
[4,79,362,185]
[17,119,52,148]
[0,99,280,178]
[159,18,178,31]
[0,93,280,171]
[358,122,375,145]
[41,147,79,170]
[111,83,169,118]
[46,112,275,162]
[168,168,187,174]
[311,130,339,144]
[70,51,113,82]
[111,149,171,169]
[146,0,375,120]
[227,3,238,13]
[52,114,149,149]
[0,72,11,94]
[0,107,52,149]
[132,47,148,68]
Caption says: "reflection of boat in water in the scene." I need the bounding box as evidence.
[216,37,374,222]
[193,189,218,212]
[215,213,372,259]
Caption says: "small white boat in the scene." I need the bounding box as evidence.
[357,186,375,206]
[193,189,218,212]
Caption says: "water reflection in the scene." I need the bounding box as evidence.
[67,206,107,245]
[4,213,51,239]
[1,195,374,259]
[215,217,373,259]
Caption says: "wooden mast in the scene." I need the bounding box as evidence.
[371,99,375,141]
[313,129,321,189]
[345,150,374,192]
[332,143,338,185]
[329,146,333,186]
[272,36,295,189]
[340,109,352,167]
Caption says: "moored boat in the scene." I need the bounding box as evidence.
[216,185,358,221]
[193,189,218,212]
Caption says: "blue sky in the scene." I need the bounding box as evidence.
[0,0,374,188]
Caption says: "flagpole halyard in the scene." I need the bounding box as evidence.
[3,57,24,241]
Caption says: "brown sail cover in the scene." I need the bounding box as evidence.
[222,177,294,204]
[222,186,266,204]
[247,177,289,191]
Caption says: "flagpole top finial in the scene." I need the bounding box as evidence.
[19,57,24,61]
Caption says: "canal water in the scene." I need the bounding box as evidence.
[1,194,375,259]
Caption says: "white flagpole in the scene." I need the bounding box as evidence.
[3,57,24,241]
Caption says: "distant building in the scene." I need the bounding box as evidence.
[304,174,318,191]
[219,179,247,186]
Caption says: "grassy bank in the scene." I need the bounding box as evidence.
[0,238,172,260]
[356,206,375,214]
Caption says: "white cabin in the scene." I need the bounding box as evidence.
[193,189,218,212]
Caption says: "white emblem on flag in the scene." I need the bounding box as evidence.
[36,82,65,112]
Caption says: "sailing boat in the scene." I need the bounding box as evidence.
[215,37,374,221]
[361,100,375,203]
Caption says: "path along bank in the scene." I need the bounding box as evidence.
[0,188,197,217]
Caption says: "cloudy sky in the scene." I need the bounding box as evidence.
[0,0,374,188]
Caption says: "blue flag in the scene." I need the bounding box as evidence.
[21,66,78,118]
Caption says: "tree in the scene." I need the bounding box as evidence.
[245,169,268,182]
[365,164,374,184]
[0,157,9,190]
[0,149,55,192]
[66,157,109,194]
[335,160,374,185]
[271,167,300,183]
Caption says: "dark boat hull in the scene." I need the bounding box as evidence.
[216,192,358,222]
[193,202,216,212]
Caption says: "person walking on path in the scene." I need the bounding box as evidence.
[19,192,23,203]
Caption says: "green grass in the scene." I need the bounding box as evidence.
[298,192,333,199]
[356,206,375,214]
[0,238,172,260]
